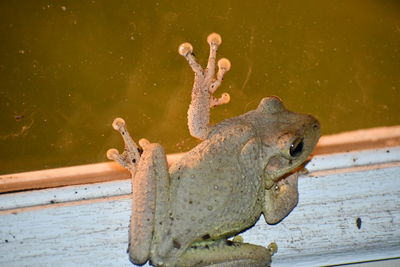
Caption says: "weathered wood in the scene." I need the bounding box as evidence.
[314,125,400,154]
[0,161,130,193]
[0,146,399,266]
[1,126,399,193]
[1,146,400,213]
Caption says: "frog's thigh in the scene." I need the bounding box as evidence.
[129,143,169,265]
[176,242,271,267]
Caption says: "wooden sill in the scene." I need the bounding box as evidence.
[1,125,400,194]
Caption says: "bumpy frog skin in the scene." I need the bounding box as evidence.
[107,33,320,267]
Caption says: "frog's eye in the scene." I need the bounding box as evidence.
[289,138,304,157]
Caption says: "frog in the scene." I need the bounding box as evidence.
[107,33,320,267]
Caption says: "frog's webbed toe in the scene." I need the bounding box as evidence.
[179,33,232,140]
[107,117,142,175]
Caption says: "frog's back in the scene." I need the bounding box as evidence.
[162,119,264,250]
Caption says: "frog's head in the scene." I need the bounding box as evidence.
[252,96,320,188]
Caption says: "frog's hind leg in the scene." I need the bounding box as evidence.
[176,240,275,267]
[179,33,231,140]
[107,118,170,265]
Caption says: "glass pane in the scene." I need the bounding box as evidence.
[0,1,399,174]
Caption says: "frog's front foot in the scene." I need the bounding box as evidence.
[178,33,231,107]
[107,117,144,176]
[179,33,231,140]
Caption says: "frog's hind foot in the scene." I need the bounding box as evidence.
[176,240,273,267]
[107,117,171,265]
[179,33,232,140]
[107,117,143,176]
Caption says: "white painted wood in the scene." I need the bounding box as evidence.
[2,146,399,212]
[266,164,400,267]
[0,199,133,267]
[0,147,399,266]
[0,180,130,211]
[307,146,400,172]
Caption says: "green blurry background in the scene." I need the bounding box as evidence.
[0,1,399,174]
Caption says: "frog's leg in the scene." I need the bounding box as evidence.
[175,240,276,267]
[263,172,299,224]
[107,118,170,265]
[179,33,231,140]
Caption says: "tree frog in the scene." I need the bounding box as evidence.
[107,33,320,267]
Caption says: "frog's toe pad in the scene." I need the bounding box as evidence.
[112,117,126,131]
[106,148,119,161]
[178,42,193,56]
[207,32,222,46]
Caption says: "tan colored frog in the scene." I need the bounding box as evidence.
[107,33,320,267]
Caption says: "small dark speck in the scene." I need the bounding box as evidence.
[352,157,358,162]
[202,234,210,240]
[356,217,362,229]
[15,115,24,121]
[386,150,390,153]
[132,159,136,163]
[50,200,55,204]
[5,240,8,243]
[173,239,181,249]
[75,191,78,194]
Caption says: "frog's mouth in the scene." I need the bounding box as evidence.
[263,158,310,190]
